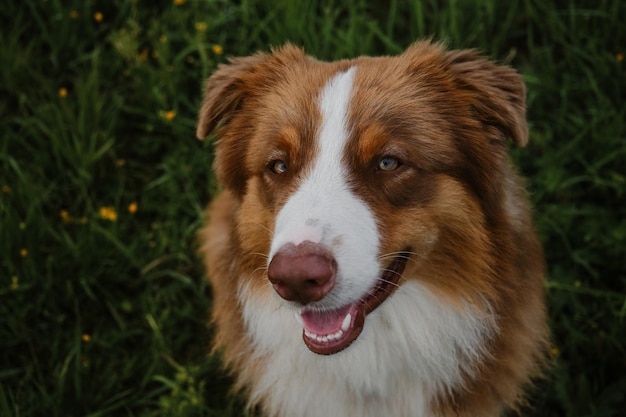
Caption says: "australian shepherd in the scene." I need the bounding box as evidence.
[196,41,549,417]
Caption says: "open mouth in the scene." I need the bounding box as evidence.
[298,251,410,355]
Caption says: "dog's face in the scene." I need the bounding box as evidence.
[198,42,528,356]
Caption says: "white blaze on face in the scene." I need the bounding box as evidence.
[268,67,380,309]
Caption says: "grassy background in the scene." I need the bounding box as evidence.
[1,0,625,416]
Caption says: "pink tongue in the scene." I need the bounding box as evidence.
[300,304,352,335]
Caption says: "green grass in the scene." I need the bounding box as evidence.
[1,0,625,416]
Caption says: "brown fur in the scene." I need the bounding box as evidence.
[197,41,549,416]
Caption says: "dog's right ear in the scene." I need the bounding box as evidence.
[196,53,268,140]
[196,53,271,194]
[197,45,308,194]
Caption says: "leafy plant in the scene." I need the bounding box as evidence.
[1,0,624,416]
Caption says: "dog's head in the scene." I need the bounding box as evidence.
[198,41,528,355]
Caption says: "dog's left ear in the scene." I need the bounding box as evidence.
[447,49,528,147]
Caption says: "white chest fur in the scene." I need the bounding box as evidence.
[238,281,494,417]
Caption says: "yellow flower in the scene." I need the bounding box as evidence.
[550,347,559,357]
[116,159,126,167]
[195,22,207,31]
[164,110,176,121]
[94,12,103,22]
[617,52,624,62]
[58,87,68,98]
[69,10,78,19]
[82,333,91,343]
[128,202,138,214]
[60,209,73,224]
[20,248,28,257]
[174,0,186,5]
[99,206,117,221]
[212,44,224,55]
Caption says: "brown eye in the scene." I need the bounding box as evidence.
[377,156,399,171]
[271,160,288,174]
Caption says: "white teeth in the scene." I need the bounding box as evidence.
[304,329,345,343]
[341,313,352,332]
[327,330,343,341]
[301,312,351,344]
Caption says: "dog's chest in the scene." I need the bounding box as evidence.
[239,280,493,417]
[252,337,430,417]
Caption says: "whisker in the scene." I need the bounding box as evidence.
[251,265,268,278]
[377,250,424,268]
[377,269,406,287]
[377,250,418,260]
[249,252,270,261]
[237,220,273,235]
[354,274,409,310]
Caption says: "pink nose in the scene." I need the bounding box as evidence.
[267,241,336,304]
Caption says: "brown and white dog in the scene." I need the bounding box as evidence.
[196,41,549,417]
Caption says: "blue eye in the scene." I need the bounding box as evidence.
[377,156,399,171]
[271,160,288,174]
